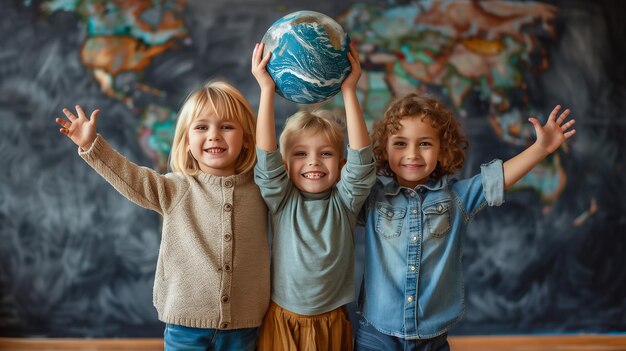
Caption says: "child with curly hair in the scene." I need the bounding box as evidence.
[356,93,575,351]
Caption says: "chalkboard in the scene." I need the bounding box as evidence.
[1,0,625,337]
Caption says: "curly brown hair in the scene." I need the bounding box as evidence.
[371,93,468,180]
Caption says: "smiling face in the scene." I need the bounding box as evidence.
[284,130,343,194]
[187,109,245,176]
[386,116,441,188]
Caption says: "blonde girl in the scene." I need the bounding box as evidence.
[55,81,269,351]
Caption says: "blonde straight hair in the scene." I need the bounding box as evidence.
[279,110,345,158]
[169,81,257,175]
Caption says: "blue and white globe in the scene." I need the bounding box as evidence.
[262,11,351,104]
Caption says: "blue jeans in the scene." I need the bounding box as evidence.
[355,317,450,351]
[164,324,259,351]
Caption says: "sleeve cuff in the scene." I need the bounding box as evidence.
[78,134,105,161]
[346,145,374,165]
[255,146,283,171]
[480,159,504,206]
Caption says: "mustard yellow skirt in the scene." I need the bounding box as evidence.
[257,301,353,351]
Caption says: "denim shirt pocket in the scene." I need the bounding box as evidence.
[374,203,406,238]
[423,201,452,238]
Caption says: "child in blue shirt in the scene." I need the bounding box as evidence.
[356,93,576,351]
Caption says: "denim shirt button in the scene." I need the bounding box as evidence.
[407,296,414,302]
[411,236,418,242]
[437,204,443,212]
[411,209,418,214]
[409,265,416,271]
[387,211,393,217]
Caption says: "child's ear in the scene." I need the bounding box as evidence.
[337,158,347,181]
[339,158,347,170]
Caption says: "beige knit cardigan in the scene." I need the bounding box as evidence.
[79,135,270,329]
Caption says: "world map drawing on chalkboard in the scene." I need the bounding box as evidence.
[317,1,574,208]
[3,0,623,338]
[39,0,576,210]
[41,0,188,172]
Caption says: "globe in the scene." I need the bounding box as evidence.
[261,10,351,104]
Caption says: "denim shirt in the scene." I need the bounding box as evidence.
[358,160,504,339]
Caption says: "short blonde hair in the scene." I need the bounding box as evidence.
[279,110,345,157]
[371,93,468,180]
[169,81,256,175]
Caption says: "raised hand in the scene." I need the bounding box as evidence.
[341,43,362,93]
[55,105,100,149]
[251,42,275,91]
[528,105,576,154]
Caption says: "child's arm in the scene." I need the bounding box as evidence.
[341,43,370,149]
[251,42,277,152]
[503,105,576,190]
[337,44,377,211]
[55,105,99,149]
[55,105,182,215]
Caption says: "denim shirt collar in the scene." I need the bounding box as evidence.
[383,175,451,196]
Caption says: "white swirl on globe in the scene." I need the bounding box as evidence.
[261,10,351,104]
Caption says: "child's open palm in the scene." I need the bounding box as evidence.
[528,105,576,154]
[55,105,100,150]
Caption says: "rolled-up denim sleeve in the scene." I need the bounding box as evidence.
[480,159,504,206]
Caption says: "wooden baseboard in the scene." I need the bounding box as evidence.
[0,338,163,350]
[1,335,625,351]
[449,335,626,350]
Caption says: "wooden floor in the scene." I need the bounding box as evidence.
[449,335,626,350]
[0,335,626,351]
[1,335,626,351]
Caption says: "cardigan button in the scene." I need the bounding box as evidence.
[223,203,232,212]
[221,322,229,329]
[224,264,232,272]
[224,179,233,188]
[221,295,229,303]
[224,233,232,242]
